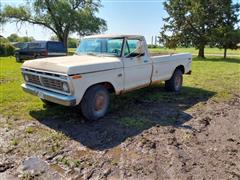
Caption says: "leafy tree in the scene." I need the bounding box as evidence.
[210,2,240,58]
[7,33,35,42]
[160,0,240,58]
[2,0,106,51]
[212,29,240,58]
[68,37,79,48]
[7,34,19,42]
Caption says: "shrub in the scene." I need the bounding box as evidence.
[0,38,15,56]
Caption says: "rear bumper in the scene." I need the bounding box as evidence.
[21,84,76,106]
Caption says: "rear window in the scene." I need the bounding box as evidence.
[48,42,65,52]
[28,42,46,49]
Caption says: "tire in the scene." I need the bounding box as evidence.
[165,69,183,92]
[80,85,110,121]
[41,99,56,107]
[15,55,22,62]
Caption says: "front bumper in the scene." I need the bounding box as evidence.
[21,84,76,106]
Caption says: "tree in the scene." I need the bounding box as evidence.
[159,0,240,58]
[7,33,35,42]
[212,29,240,59]
[68,37,79,48]
[210,2,240,58]
[2,0,106,51]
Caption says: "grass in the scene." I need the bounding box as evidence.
[149,47,240,56]
[0,55,240,121]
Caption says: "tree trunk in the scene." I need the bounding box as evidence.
[57,32,68,53]
[198,45,205,58]
[224,48,227,59]
[63,37,68,53]
[63,30,69,53]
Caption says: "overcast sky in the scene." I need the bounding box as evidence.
[1,0,239,43]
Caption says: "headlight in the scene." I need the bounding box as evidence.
[62,82,69,92]
[24,74,29,82]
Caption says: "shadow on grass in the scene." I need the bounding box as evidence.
[30,84,215,150]
[194,57,240,64]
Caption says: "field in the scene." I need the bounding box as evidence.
[0,53,240,179]
[149,47,240,56]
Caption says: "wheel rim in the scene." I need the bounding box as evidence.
[175,74,182,90]
[95,93,106,111]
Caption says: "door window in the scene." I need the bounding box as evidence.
[124,39,144,57]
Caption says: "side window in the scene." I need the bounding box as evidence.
[48,42,65,52]
[124,39,144,57]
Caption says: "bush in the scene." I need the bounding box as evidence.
[0,38,15,56]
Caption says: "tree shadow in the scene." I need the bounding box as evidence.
[194,57,240,64]
[30,84,215,151]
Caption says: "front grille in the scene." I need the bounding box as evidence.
[41,77,63,91]
[28,74,41,85]
[22,70,69,93]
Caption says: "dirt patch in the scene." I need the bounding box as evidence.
[0,96,240,179]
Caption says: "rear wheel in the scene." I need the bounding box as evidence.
[165,69,183,92]
[80,85,109,121]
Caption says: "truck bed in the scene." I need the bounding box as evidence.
[150,53,192,82]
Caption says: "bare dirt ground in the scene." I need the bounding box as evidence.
[0,93,240,180]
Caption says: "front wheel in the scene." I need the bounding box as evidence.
[165,69,183,92]
[15,55,22,62]
[80,85,110,121]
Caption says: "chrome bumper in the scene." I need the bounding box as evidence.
[21,84,76,106]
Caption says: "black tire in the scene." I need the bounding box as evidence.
[165,69,183,92]
[80,85,110,121]
[41,99,56,107]
[15,55,22,62]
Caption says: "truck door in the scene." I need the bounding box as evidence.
[122,38,152,91]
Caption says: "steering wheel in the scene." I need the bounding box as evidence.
[111,49,120,55]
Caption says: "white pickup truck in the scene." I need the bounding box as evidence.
[21,35,192,120]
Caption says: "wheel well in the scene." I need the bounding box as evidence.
[176,65,185,74]
[87,82,116,94]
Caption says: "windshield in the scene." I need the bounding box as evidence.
[76,38,123,57]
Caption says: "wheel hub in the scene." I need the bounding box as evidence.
[95,94,105,111]
[175,75,182,89]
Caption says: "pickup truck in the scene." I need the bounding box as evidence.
[21,35,192,120]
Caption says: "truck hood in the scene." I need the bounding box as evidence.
[22,55,123,75]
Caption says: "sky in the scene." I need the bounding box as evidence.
[0,0,167,43]
[1,0,239,44]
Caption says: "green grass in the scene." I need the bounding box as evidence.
[149,47,240,56]
[0,55,240,121]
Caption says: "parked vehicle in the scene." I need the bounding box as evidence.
[12,42,28,49]
[15,41,67,62]
[21,35,192,120]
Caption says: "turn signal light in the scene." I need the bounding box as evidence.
[72,75,82,79]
